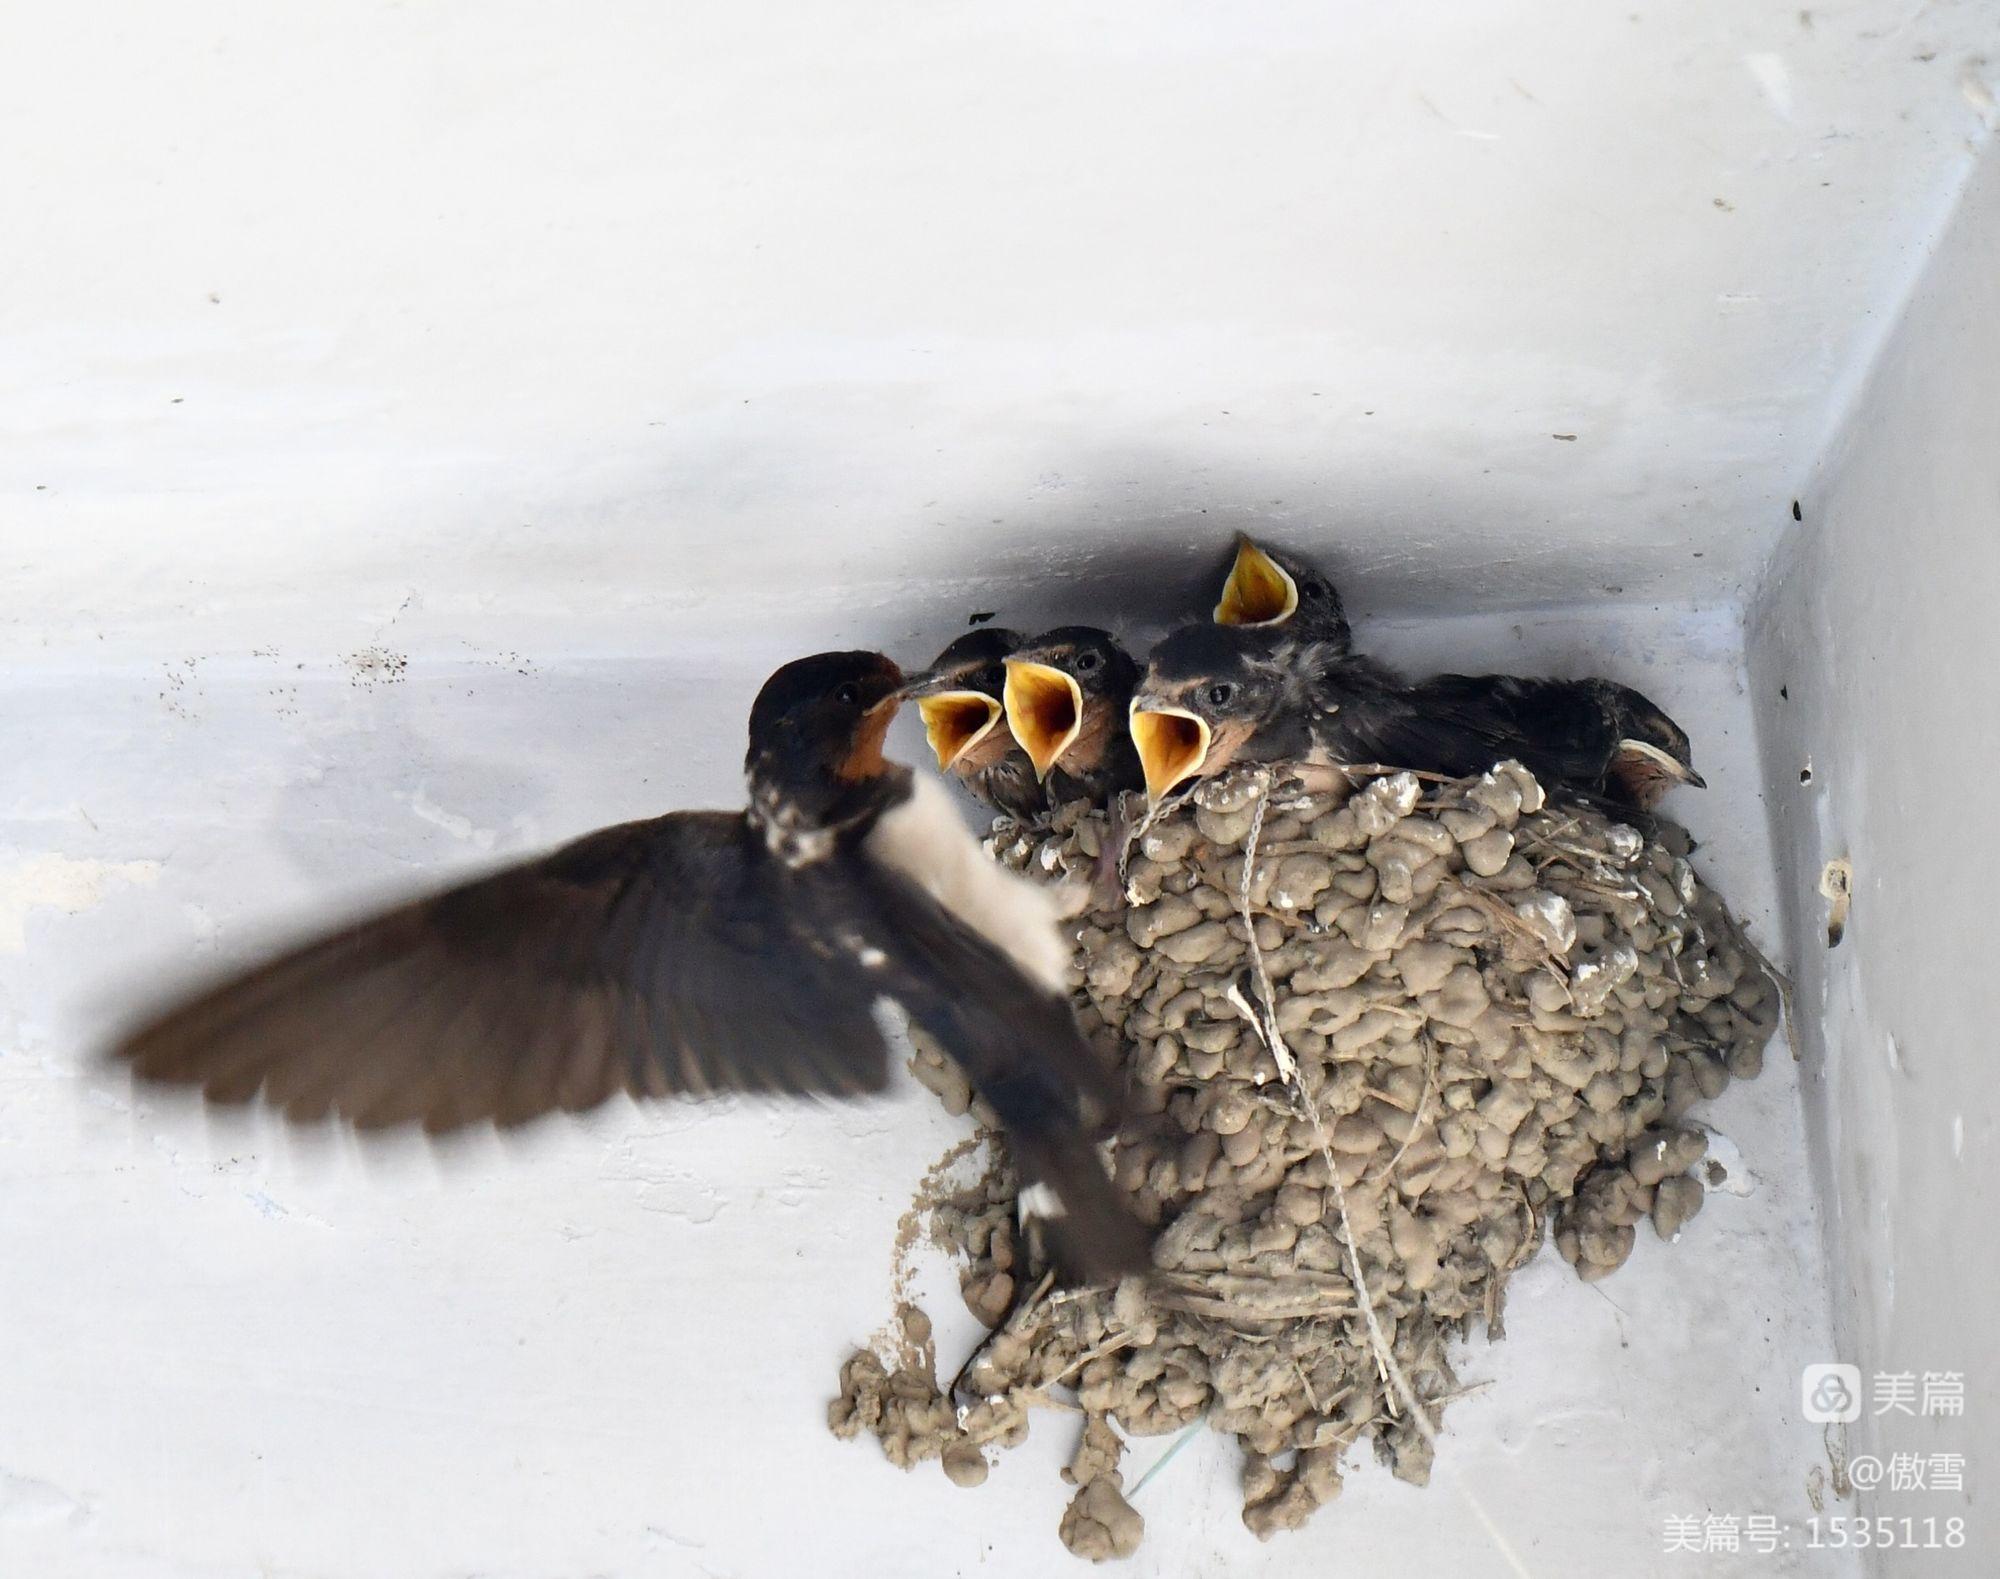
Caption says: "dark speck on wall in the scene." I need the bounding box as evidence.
[345,647,410,687]
[967,611,996,625]
[1792,500,1803,521]
[1552,433,1578,441]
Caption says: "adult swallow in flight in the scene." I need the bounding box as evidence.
[1129,624,1702,814]
[112,651,1151,1281]
[902,629,1047,824]
[1000,627,1144,807]
[1211,534,1353,652]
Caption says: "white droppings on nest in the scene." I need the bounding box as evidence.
[835,761,1779,1556]
[1512,890,1577,955]
[1695,1125,1758,1199]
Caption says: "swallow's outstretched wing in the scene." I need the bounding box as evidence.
[111,812,896,1131]
[111,808,1151,1279]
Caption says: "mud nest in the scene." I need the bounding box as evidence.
[831,762,1782,1559]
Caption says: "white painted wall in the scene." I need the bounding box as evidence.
[3,2,1994,665]
[1748,145,2000,1573]
[3,2,1997,1573]
[2,607,1850,1578]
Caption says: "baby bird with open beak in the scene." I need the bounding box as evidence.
[903,629,1046,823]
[1129,624,1703,815]
[1211,533,1353,652]
[1001,627,1144,808]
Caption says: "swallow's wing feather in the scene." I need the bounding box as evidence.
[112,812,891,1130]
[839,854,1150,1281]
[1336,672,1613,787]
[1424,674,1613,781]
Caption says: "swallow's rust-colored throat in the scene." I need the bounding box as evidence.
[837,695,901,781]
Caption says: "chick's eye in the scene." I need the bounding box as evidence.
[834,682,862,706]
[1300,584,1320,599]
[1207,682,1235,707]
[1076,651,1100,672]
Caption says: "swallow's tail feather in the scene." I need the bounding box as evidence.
[848,829,1153,1286]
[980,1070,1153,1283]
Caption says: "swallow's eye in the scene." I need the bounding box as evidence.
[1076,651,1100,672]
[834,682,862,706]
[1207,682,1235,707]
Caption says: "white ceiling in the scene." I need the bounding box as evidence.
[4,1,1994,662]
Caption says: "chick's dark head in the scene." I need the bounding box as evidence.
[914,628,1026,696]
[1588,679,1705,806]
[1003,626,1139,779]
[745,651,906,791]
[1129,625,1297,802]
